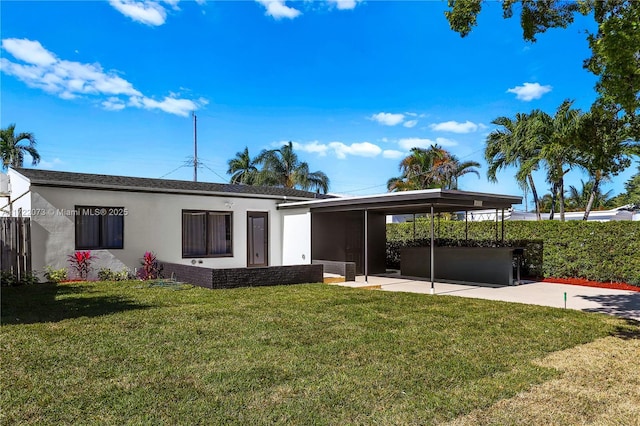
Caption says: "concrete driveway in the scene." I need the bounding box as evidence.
[339,275,640,321]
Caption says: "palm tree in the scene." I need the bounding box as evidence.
[1,123,41,171]
[567,180,614,211]
[388,145,479,191]
[531,100,582,221]
[255,141,330,193]
[435,153,480,190]
[485,113,543,219]
[388,146,443,191]
[227,147,258,185]
[539,192,556,213]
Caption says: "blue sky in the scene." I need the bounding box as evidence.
[1,0,637,208]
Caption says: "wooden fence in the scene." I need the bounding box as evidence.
[1,217,32,282]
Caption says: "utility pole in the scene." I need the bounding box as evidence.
[192,111,198,182]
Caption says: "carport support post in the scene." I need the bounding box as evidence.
[501,208,505,243]
[430,204,435,295]
[364,209,368,284]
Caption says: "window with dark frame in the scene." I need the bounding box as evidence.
[182,210,232,258]
[75,206,124,250]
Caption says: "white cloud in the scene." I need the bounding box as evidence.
[135,95,206,116]
[255,0,301,19]
[286,140,383,159]
[328,141,382,159]
[293,141,329,156]
[403,120,418,128]
[383,150,404,159]
[108,0,168,26]
[327,0,359,10]
[370,112,405,126]
[1,39,56,66]
[38,157,64,169]
[102,97,127,111]
[430,120,482,134]
[397,137,457,150]
[507,82,552,101]
[0,38,205,117]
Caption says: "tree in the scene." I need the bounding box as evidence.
[612,165,640,208]
[436,154,480,190]
[388,145,479,191]
[445,1,640,126]
[539,192,556,213]
[485,113,543,219]
[227,147,258,185]
[585,1,640,122]
[574,103,639,219]
[529,100,582,221]
[388,146,445,191]
[255,141,330,194]
[1,123,41,171]
[566,179,614,211]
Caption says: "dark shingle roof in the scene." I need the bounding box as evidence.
[15,168,334,200]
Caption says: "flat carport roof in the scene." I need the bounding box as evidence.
[279,189,523,292]
[278,188,522,214]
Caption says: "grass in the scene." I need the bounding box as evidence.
[1,281,638,425]
[446,336,640,425]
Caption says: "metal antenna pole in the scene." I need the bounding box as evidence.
[192,112,198,182]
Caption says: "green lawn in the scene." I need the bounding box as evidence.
[1,281,636,425]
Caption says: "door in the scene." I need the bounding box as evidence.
[247,212,268,267]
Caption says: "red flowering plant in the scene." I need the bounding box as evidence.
[137,251,163,280]
[67,251,94,280]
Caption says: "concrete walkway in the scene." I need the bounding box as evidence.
[338,275,640,321]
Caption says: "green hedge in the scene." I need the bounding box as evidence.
[387,219,640,285]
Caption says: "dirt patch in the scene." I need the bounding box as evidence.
[445,334,640,425]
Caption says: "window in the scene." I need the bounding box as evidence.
[75,206,125,250]
[182,210,232,257]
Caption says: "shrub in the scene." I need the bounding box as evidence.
[137,251,163,280]
[43,266,68,283]
[67,251,94,280]
[21,272,40,285]
[1,271,17,287]
[98,267,133,281]
[1,270,40,286]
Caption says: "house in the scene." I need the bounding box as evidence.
[2,168,330,281]
[2,168,523,288]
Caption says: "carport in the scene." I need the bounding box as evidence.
[278,188,522,293]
